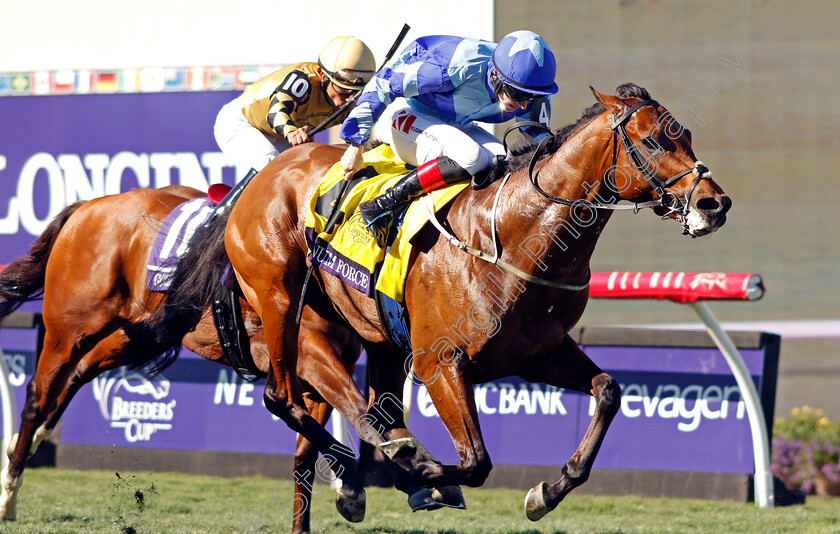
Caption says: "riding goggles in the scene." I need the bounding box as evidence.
[324,68,373,91]
[502,83,539,103]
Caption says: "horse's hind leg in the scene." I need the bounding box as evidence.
[0,327,121,519]
[288,397,333,534]
[6,334,128,460]
[231,257,366,522]
[518,334,621,521]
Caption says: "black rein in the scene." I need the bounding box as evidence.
[524,100,711,225]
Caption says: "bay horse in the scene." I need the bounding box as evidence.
[0,185,442,533]
[131,82,730,521]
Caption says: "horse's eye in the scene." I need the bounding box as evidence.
[642,136,664,155]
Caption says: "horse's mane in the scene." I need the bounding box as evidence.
[487,82,651,181]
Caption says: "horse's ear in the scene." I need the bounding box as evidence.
[590,86,625,115]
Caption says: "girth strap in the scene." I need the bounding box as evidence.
[212,289,263,382]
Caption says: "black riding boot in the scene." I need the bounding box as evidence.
[208,167,258,222]
[359,169,424,245]
[359,157,470,246]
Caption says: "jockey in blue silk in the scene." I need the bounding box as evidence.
[339,30,559,246]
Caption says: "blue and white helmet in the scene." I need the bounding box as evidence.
[490,30,558,96]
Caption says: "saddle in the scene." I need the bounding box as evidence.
[146,195,262,382]
[304,145,470,355]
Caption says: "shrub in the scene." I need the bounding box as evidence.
[772,406,840,494]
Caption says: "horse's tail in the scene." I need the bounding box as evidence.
[122,209,233,377]
[0,201,86,321]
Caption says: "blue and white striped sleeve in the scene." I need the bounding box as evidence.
[340,63,409,145]
[340,60,453,145]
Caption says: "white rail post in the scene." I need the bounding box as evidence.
[0,347,17,470]
[690,301,774,508]
[330,412,346,490]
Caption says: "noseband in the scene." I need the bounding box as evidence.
[526,99,711,233]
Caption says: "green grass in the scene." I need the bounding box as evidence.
[2,467,839,533]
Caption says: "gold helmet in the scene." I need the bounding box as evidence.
[318,36,375,91]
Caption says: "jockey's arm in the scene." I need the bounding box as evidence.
[267,72,312,145]
[340,142,364,181]
[339,63,414,179]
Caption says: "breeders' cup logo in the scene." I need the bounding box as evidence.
[347,210,375,246]
[1,349,28,387]
[91,368,176,443]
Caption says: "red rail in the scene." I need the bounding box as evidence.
[588,272,764,303]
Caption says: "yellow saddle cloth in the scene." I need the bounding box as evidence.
[304,144,468,302]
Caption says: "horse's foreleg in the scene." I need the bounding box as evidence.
[407,347,492,489]
[0,376,38,520]
[40,335,128,438]
[258,288,365,523]
[518,334,621,521]
[6,366,110,458]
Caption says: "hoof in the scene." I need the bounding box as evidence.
[408,485,467,512]
[335,485,366,523]
[0,467,22,521]
[525,481,550,522]
[431,485,466,510]
[0,499,16,521]
[379,437,417,460]
[407,488,441,511]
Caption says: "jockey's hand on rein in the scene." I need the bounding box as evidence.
[340,143,363,181]
[287,126,311,146]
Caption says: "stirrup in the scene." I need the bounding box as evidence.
[365,212,392,248]
[364,211,393,230]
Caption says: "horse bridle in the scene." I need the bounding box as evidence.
[525,99,712,233]
[422,101,713,291]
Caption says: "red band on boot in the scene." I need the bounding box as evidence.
[417,159,445,192]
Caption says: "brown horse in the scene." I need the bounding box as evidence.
[0,185,435,533]
[133,83,730,521]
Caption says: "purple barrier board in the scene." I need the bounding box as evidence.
[1,321,367,456]
[0,91,328,270]
[0,328,38,433]
[405,344,772,474]
[2,322,776,478]
[0,323,304,454]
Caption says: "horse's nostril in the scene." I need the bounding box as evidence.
[696,197,721,213]
[695,195,731,215]
[720,195,732,214]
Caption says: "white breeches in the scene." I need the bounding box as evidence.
[369,98,504,175]
[214,98,292,173]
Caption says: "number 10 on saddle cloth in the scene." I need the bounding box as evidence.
[304,144,469,302]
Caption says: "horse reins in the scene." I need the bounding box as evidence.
[527,99,712,234]
[419,175,591,291]
[424,101,715,290]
